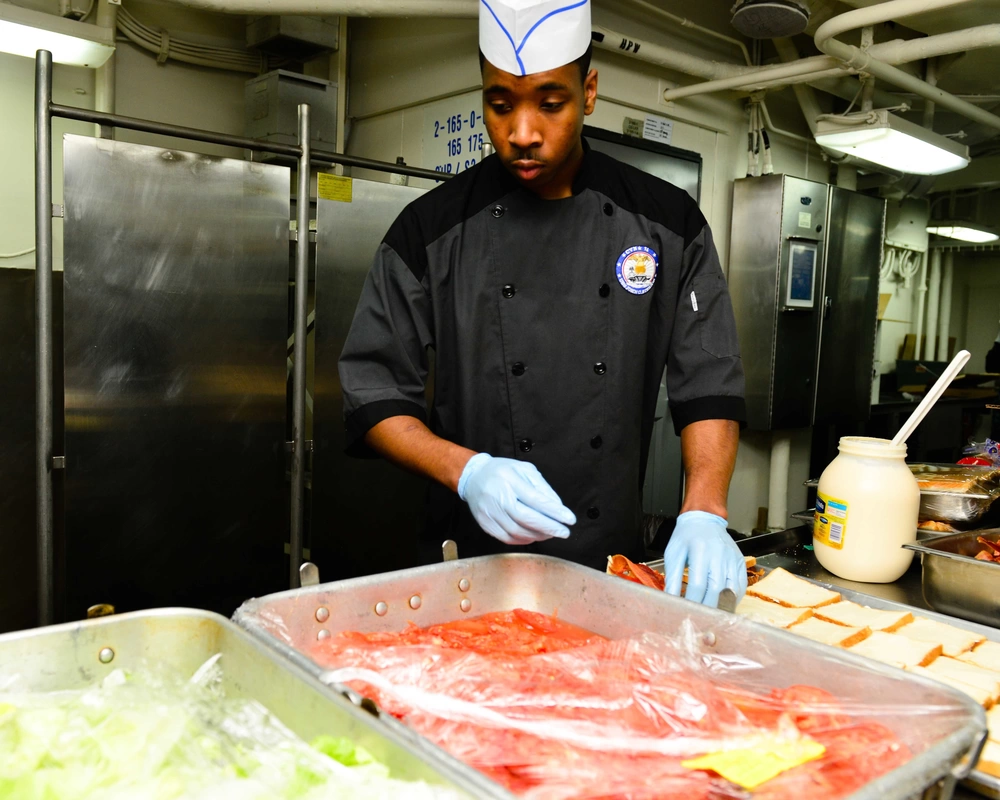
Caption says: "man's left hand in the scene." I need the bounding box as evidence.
[663,511,747,608]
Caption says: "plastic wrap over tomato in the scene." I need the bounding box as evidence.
[306,613,958,799]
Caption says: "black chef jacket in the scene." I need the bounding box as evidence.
[339,144,746,570]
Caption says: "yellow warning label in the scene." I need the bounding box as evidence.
[814,492,849,551]
[682,738,826,790]
[318,173,352,203]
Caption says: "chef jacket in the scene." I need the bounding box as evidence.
[339,142,746,570]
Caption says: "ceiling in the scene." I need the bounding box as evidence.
[622,0,999,188]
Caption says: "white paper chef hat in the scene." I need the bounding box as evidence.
[480,0,592,77]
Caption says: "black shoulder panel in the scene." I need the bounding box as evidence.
[581,150,707,248]
[382,156,518,281]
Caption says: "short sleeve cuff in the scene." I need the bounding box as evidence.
[670,396,747,436]
[345,399,429,457]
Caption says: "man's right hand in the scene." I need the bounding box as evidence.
[457,453,576,545]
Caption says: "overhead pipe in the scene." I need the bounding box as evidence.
[622,0,752,66]
[937,251,955,361]
[924,249,942,362]
[923,57,938,131]
[165,0,476,14]
[592,24,754,83]
[772,37,823,136]
[815,1,1000,133]
[663,23,1000,101]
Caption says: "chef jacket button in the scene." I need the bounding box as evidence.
[518,438,533,452]
[599,284,610,298]
[590,435,602,449]
[511,362,525,376]
[603,203,613,216]
[587,506,600,519]
[492,205,505,218]
[594,362,607,375]
[502,284,516,298]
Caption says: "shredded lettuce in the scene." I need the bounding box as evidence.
[0,661,463,800]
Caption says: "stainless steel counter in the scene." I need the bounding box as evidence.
[757,543,930,611]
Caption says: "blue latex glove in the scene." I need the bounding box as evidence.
[458,453,576,545]
[663,511,748,608]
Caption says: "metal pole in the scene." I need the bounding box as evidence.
[289,103,310,589]
[35,50,55,627]
[49,104,449,181]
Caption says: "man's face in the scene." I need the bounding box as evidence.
[482,58,597,192]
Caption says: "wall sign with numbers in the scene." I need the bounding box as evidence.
[423,94,487,179]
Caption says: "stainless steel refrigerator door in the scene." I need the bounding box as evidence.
[62,135,290,618]
[729,175,828,430]
[814,188,886,424]
[312,178,427,580]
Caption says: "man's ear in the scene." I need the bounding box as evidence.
[583,68,598,116]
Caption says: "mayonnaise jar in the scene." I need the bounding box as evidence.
[813,436,919,583]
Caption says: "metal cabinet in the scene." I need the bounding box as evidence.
[728,175,884,431]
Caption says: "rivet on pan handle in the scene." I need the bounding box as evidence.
[299,561,320,587]
[442,540,459,562]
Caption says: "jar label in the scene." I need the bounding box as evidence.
[814,493,848,550]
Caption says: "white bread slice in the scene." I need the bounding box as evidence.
[813,600,913,632]
[847,631,942,669]
[987,705,1000,741]
[895,617,986,657]
[924,657,1000,703]
[736,595,813,628]
[959,640,1000,672]
[746,567,841,609]
[908,665,993,708]
[977,740,1000,778]
[788,617,870,648]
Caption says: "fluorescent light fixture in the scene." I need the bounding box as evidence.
[0,3,114,67]
[927,221,1000,243]
[815,109,970,176]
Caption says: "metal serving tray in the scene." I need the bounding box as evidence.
[905,530,1000,630]
[0,608,500,798]
[790,571,1000,800]
[234,553,986,800]
[803,479,996,524]
[791,509,931,537]
[650,552,1000,800]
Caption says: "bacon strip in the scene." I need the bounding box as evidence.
[606,555,763,590]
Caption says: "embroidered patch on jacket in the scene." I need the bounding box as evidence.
[615,246,658,295]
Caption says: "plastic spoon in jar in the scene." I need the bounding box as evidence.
[891,349,971,447]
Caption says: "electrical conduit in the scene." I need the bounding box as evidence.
[937,251,954,361]
[924,249,942,361]
[913,250,928,360]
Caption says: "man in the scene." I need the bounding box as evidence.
[339,0,748,607]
